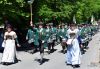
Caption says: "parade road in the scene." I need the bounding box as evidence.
[0,31,100,69]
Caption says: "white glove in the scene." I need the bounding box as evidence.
[26,37,28,40]
[42,41,45,43]
[17,44,21,47]
[60,36,62,38]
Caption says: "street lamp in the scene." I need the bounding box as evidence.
[28,0,34,25]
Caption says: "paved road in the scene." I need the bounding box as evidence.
[0,32,100,69]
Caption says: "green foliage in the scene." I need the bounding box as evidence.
[0,0,100,26]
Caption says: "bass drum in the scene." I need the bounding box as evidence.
[61,38,66,46]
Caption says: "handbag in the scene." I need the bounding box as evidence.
[2,40,6,48]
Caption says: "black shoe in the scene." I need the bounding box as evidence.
[30,52,34,54]
[5,62,13,65]
[1,62,5,65]
[5,62,9,65]
[1,62,8,65]
[1,62,9,65]
[72,65,80,68]
[67,64,72,66]
[63,50,66,54]
[48,51,50,54]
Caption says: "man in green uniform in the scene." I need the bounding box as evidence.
[79,24,89,54]
[60,24,68,54]
[26,24,39,54]
[49,23,57,51]
[45,24,52,54]
[38,23,46,64]
[56,25,61,44]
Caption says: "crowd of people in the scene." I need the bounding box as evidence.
[0,22,99,68]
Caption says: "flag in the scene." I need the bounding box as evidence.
[91,15,94,24]
[73,15,76,24]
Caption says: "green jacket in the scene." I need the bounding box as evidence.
[45,28,51,42]
[26,28,39,46]
[38,28,46,42]
[26,29,35,43]
[60,28,67,39]
[34,28,39,46]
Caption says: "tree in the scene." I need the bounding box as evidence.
[0,0,100,27]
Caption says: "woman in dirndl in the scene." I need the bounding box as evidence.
[1,25,20,65]
[66,24,81,68]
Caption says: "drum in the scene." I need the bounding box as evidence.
[61,38,66,46]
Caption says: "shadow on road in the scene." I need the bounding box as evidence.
[58,50,67,54]
[34,58,50,65]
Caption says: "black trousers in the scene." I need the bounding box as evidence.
[61,38,66,51]
[48,40,55,51]
[39,40,44,54]
[48,43,52,51]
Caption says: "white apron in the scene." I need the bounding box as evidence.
[1,31,17,63]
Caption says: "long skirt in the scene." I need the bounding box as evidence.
[1,40,16,63]
[66,38,81,65]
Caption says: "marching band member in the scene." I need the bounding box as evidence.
[45,24,52,54]
[49,23,57,51]
[60,24,68,54]
[38,23,46,64]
